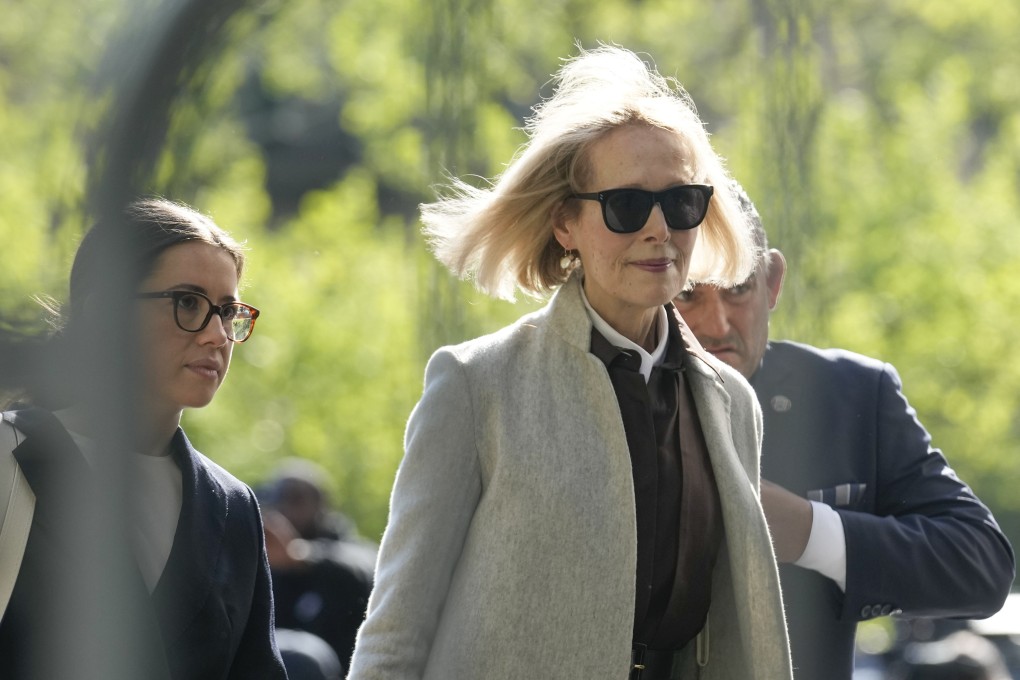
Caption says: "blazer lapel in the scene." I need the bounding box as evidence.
[151,429,227,645]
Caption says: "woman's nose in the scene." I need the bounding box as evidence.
[641,203,671,241]
[198,314,230,346]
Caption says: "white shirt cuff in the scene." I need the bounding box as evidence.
[793,500,847,591]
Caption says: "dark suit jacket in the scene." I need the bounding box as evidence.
[753,341,1015,680]
[0,408,288,680]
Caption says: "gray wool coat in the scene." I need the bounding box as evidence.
[347,276,792,680]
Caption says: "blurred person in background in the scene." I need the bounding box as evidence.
[673,182,1015,680]
[261,457,375,673]
[0,198,286,679]
[347,45,792,680]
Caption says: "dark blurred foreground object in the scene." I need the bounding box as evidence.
[86,0,253,219]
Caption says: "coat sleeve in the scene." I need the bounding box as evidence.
[346,349,483,680]
[839,363,1015,621]
[227,487,289,680]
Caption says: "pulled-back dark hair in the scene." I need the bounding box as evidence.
[66,198,244,329]
[2,197,244,409]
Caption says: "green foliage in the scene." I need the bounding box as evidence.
[185,172,423,539]
[2,0,1019,551]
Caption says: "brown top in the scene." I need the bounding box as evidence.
[590,305,723,650]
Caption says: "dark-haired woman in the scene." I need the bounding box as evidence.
[0,198,287,680]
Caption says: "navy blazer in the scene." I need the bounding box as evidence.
[752,341,1015,680]
[0,408,287,680]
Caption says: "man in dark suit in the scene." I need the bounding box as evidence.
[673,184,1015,680]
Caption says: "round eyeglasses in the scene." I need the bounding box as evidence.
[571,184,714,234]
[135,290,260,342]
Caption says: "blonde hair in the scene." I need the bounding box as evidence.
[421,45,757,301]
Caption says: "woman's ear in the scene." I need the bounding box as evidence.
[551,201,575,251]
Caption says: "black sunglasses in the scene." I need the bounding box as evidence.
[571,184,714,234]
[135,290,260,342]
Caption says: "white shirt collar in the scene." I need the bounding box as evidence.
[579,287,668,383]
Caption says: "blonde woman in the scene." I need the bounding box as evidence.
[348,46,792,680]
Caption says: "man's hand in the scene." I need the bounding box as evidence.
[760,479,814,563]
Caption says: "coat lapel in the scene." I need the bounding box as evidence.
[544,272,597,352]
[685,349,765,520]
[682,353,792,678]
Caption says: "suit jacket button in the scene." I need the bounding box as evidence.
[880,604,893,616]
[861,605,873,618]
